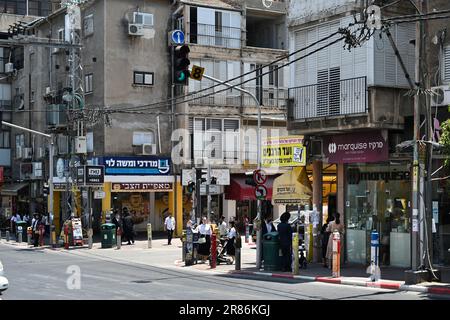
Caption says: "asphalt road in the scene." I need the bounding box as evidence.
[0,243,447,300]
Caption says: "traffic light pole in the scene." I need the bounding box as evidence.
[195,71,263,269]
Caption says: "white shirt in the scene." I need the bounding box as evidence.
[164,216,175,230]
[266,222,273,233]
[227,227,237,239]
[219,221,227,237]
[198,223,212,236]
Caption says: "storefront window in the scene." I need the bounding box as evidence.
[345,163,411,267]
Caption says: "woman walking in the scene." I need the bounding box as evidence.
[198,216,212,262]
[325,212,344,269]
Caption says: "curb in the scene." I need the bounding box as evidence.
[228,270,450,296]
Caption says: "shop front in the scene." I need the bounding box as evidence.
[345,164,411,267]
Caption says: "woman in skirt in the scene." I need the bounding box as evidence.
[226,221,237,260]
[198,216,212,262]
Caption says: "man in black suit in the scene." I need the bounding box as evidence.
[277,212,293,272]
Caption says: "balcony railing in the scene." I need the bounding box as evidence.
[288,76,367,120]
[190,86,288,108]
[189,23,242,49]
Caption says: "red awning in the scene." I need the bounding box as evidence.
[225,175,274,201]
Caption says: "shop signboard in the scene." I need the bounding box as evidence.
[76,165,104,186]
[100,156,171,176]
[272,167,312,205]
[111,182,173,192]
[262,136,306,167]
[323,131,388,164]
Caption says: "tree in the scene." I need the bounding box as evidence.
[440,106,450,167]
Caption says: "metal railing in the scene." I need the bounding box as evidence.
[189,23,242,49]
[288,76,367,120]
[190,86,288,108]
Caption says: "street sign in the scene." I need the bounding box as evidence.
[171,29,185,45]
[253,169,267,185]
[94,190,105,199]
[254,185,268,200]
[190,65,205,81]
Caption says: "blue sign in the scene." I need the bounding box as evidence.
[171,30,185,45]
[100,157,171,176]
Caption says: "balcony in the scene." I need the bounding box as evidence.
[288,77,367,120]
[189,23,242,49]
[190,86,288,109]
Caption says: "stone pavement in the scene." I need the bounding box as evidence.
[2,234,450,296]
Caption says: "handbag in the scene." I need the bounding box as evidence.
[198,236,206,244]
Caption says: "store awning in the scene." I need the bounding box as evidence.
[272,167,312,205]
[0,183,28,196]
[225,175,275,201]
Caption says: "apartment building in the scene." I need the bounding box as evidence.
[287,0,424,267]
[172,0,290,226]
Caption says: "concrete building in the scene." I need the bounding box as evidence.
[287,0,431,268]
[172,0,290,228]
[1,0,181,235]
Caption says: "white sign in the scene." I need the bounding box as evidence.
[182,169,195,186]
[200,185,222,195]
[412,219,419,232]
[432,201,439,223]
[94,191,106,199]
[211,169,230,185]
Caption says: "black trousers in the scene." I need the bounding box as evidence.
[281,245,292,272]
[167,229,174,244]
[33,233,39,247]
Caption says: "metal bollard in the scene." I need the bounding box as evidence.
[18,232,22,243]
[235,248,241,270]
[147,223,152,249]
[210,233,217,269]
[6,230,10,242]
[0,230,2,239]
[27,233,32,245]
[332,231,341,278]
[88,228,93,249]
[116,228,121,250]
[292,232,299,275]
[51,227,57,249]
[369,230,381,282]
[64,224,69,250]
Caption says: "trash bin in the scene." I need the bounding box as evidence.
[16,221,28,240]
[101,223,116,248]
[263,232,282,271]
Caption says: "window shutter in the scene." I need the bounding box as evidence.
[444,46,450,83]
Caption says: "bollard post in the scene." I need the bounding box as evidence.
[235,235,242,271]
[27,227,32,245]
[332,231,341,278]
[369,230,380,282]
[292,232,299,275]
[185,227,194,266]
[210,232,217,269]
[6,230,10,242]
[88,228,93,249]
[51,226,57,249]
[64,224,69,250]
[244,221,249,243]
[18,231,22,243]
[182,230,186,262]
[116,227,121,250]
[147,223,152,249]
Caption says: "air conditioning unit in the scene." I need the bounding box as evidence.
[5,62,14,74]
[142,143,156,155]
[16,146,23,159]
[75,136,87,154]
[128,23,144,36]
[431,85,450,107]
[23,147,33,159]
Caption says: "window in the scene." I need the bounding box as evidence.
[133,12,153,28]
[444,46,450,83]
[133,131,155,146]
[0,131,10,148]
[133,71,154,86]
[86,132,94,152]
[83,14,94,37]
[85,73,93,93]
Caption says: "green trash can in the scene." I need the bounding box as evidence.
[16,221,28,240]
[263,232,282,271]
[101,223,116,248]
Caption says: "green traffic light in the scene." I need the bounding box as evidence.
[177,71,186,81]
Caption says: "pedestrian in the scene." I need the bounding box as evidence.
[122,208,135,245]
[262,216,276,235]
[225,220,237,260]
[218,216,227,245]
[197,216,212,262]
[164,212,176,245]
[31,213,43,247]
[321,214,334,268]
[112,209,123,242]
[326,212,345,269]
[23,212,31,227]
[277,211,293,272]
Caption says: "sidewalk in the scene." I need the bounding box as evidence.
[2,235,450,297]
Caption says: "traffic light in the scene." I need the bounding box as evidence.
[187,181,195,193]
[210,177,217,185]
[196,168,207,184]
[173,45,190,85]
[43,183,49,197]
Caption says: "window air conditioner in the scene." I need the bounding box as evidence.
[128,23,144,36]
[5,62,14,74]
[431,85,450,107]
[141,143,156,155]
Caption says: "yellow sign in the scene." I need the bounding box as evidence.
[190,65,205,81]
[272,167,312,205]
[262,136,306,167]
